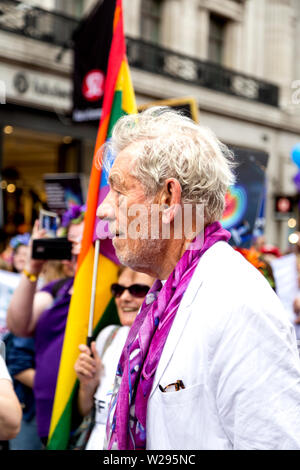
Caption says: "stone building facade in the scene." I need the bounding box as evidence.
[0,0,299,249]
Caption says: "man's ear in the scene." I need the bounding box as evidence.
[160,179,182,224]
[161,204,182,224]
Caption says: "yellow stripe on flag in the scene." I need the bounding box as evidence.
[48,249,118,440]
[116,60,137,114]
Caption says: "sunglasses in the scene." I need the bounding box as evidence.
[110,283,150,299]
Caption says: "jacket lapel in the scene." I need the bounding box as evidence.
[149,265,204,398]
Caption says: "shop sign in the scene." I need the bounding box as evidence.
[0,63,72,112]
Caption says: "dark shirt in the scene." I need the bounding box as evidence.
[5,333,36,422]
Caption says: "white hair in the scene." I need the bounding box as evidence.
[103,106,236,223]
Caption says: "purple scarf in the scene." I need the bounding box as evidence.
[105,222,230,450]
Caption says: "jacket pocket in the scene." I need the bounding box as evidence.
[158,382,203,407]
[155,383,206,449]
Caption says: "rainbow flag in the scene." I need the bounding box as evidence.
[47,0,137,450]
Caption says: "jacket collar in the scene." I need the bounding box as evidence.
[149,241,230,397]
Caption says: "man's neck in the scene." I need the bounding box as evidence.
[154,238,190,280]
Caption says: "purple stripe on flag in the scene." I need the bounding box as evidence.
[99,185,110,205]
[100,238,119,265]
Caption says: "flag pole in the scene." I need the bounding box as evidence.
[87,238,100,348]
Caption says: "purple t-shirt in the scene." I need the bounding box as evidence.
[33,277,74,439]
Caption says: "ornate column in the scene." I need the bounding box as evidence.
[196,5,209,61]
[161,0,182,50]
[264,0,294,106]
[123,0,141,38]
[223,20,244,71]
[178,0,199,57]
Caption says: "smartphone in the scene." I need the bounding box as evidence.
[32,238,73,260]
[39,209,59,238]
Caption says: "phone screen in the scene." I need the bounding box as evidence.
[39,209,58,238]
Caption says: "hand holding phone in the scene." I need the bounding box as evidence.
[31,215,73,261]
[24,219,48,275]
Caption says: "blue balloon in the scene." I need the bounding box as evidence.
[291,143,300,168]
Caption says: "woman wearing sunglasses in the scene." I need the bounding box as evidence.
[74,266,154,450]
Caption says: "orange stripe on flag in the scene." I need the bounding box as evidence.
[77,114,110,269]
[113,5,121,32]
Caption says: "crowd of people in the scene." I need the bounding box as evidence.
[1,107,300,450]
[0,206,85,449]
[0,205,154,450]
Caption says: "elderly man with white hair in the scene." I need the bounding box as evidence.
[97,107,300,450]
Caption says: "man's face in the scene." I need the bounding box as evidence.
[97,145,162,272]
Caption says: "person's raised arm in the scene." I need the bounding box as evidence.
[6,221,53,337]
[0,380,22,440]
[0,357,22,441]
[74,342,103,417]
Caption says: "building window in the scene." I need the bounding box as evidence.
[208,14,226,65]
[141,0,163,44]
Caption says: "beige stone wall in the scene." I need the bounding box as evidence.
[0,32,72,75]
[292,0,300,85]
[123,0,141,37]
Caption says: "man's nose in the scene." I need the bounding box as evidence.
[96,191,115,221]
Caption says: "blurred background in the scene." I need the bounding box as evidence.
[0,0,300,252]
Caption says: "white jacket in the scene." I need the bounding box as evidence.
[146,242,300,450]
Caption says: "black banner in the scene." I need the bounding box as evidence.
[72,0,116,122]
[43,173,86,215]
[221,148,269,248]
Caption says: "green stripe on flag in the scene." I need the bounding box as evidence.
[47,382,78,450]
[107,90,127,139]
[91,296,120,340]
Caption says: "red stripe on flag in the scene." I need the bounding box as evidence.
[96,0,126,128]
[77,0,126,269]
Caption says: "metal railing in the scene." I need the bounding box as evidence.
[0,0,78,48]
[126,37,279,107]
[0,1,279,107]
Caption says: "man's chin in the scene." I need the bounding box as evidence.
[113,238,141,270]
[112,236,123,250]
[112,237,128,261]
